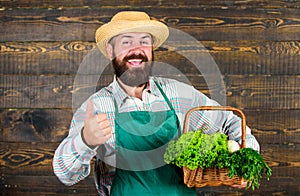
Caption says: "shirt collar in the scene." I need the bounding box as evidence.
[111,75,128,106]
[111,76,161,106]
[147,77,161,97]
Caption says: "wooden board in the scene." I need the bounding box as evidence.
[1,41,300,75]
[0,74,299,109]
[1,174,300,196]
[1,108,299,144]
[1,1,300,195]
[0,109,72,142]
[2,0,300,9]
[0,142,299,195]
[0,142,298,173]
[1,175,98,196]
[2,7,300,42]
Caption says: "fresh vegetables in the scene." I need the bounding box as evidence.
[228,148,272,190]
[164,130,230,170]
[164,130,272,190]
[227,140,240,153]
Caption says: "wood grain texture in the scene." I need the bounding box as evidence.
[1,175,300,196]
[0,142,297,173]
[1,41,300,75]
[0,41,94,75]
[0,109,72,142]
[1,1,300,195]
[1,109,299,143]
[0,142,299,195]
[1,0,300,9]
[224,75,300,110]
[1,175,98,196]
[2,7,300,42]
[1,74,299,109]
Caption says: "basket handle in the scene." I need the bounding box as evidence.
[183,106,246,148]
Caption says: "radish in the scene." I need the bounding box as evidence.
[228,140,240,153]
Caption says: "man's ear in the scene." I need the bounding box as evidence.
[106,43,113,60]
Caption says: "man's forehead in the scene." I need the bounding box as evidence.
[116,32,152,39]
[108,32,153,45]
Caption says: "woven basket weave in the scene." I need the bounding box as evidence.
[182,106,246,188]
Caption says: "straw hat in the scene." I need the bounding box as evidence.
[95,11,169,58]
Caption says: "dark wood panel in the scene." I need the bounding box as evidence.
[0,75,299,109]
[0,142,299,195]
[0,75,75,109]
[2,7,300,42]
[0,109,72,142]
[1,1,298,196]
[2,41,300,75]
[0,142,298,175]
[246,110,300,145]
[2,0,300,9]
[1,144,300,195]
[198,179,300,196]
[0,142,56,180]
[0,74,207,109]
[1,175,98,196]
[223,75,300,110]
[245,109,300,132]
[0,142,97,176]
[254,128,300,146]
[0,41,94,75]
[1,109,299,144]
[203,41,300,75]
[1,175,299,196]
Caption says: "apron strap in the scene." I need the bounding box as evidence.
[153,80,175,111]
[113,79,175,112]
[113,97,119,113]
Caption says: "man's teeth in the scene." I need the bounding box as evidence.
[128,59,142,63]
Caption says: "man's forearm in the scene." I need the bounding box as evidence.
[53,132,97,185]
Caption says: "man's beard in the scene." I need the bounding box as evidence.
[112,53,152,87]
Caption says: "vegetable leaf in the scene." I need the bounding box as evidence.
[164,130,272,190]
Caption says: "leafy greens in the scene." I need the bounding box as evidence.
[163,130,272,190]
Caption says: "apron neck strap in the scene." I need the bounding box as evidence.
[113,79,175,112]
[153,80,174,111]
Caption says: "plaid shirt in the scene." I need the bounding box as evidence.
[53,76,259,195]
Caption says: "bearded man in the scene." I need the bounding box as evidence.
[53,11,259,196]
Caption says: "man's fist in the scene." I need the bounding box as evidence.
[82,99,112,147]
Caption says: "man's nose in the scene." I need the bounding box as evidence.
[128,45,144,55]
[131,42,143,49]
[130,48,143,55]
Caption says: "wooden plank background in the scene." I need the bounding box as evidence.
[1,0,299,195]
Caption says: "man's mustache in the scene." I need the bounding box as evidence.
[123,54,149,62]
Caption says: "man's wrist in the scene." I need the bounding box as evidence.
[81,127,98,149]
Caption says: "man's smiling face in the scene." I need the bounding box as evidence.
[107,32,154,87]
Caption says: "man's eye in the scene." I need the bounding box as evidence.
[122,41,131,45]
[141,41,150,45]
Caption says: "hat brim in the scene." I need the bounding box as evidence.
[95,20,169,58]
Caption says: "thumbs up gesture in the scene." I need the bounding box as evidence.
[82,99,112,147]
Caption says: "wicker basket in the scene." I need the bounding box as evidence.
[182,106,247,188]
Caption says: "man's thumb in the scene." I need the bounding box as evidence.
[86,99,95,117]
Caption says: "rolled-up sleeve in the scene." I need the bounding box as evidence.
[52,103,97,186]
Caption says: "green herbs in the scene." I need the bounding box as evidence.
[164,130,230,170]
[163,130,272,190]
[164,130,200,170]
[228,148,272,190]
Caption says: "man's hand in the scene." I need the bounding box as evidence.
[230,179,247,189]
[82,99,112,147]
